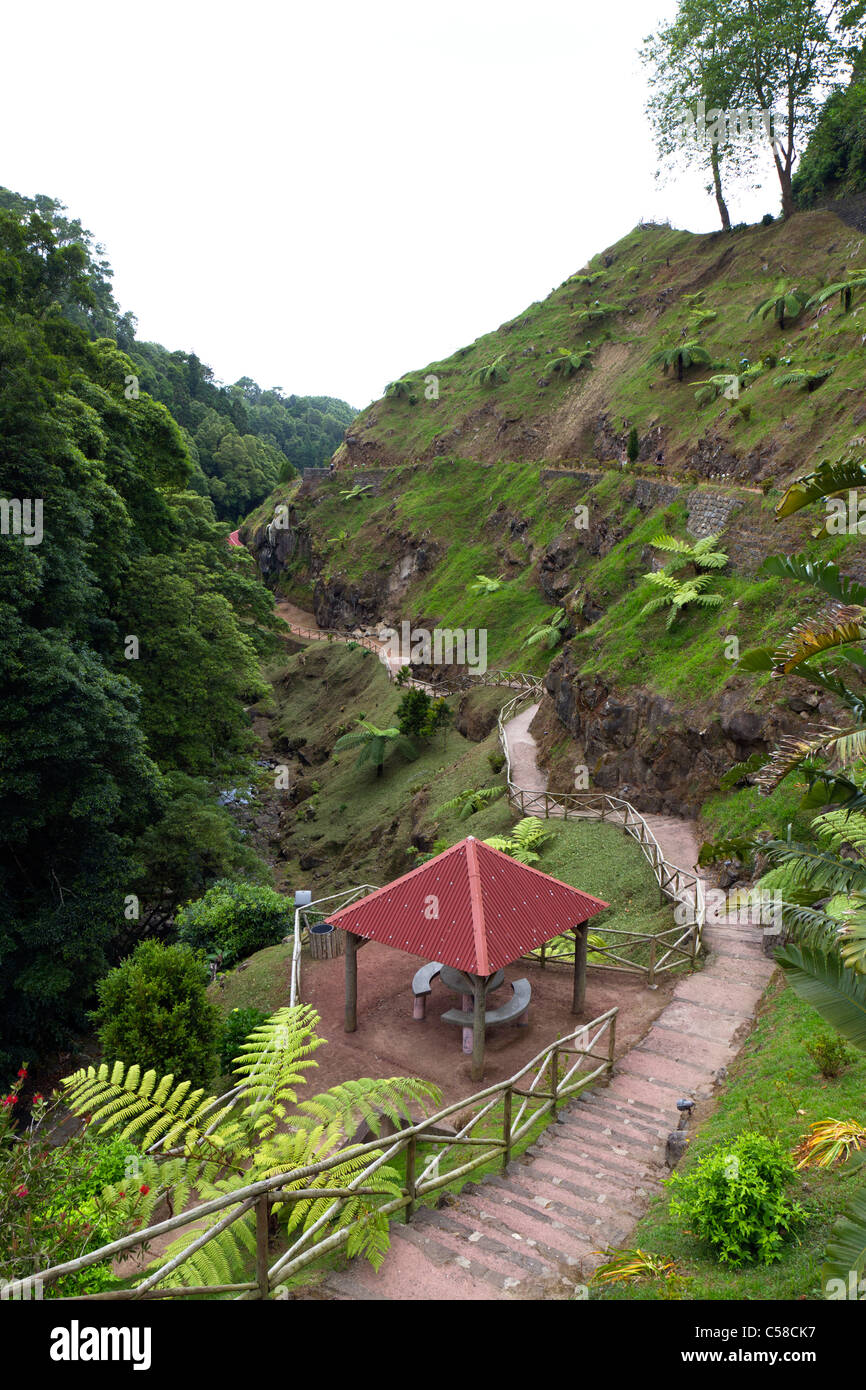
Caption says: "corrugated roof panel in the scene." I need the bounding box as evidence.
[326,835,608,975]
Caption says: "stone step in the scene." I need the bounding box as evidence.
[461,1178,604,1250]
[636,1031,738,1073]
[616,1049,712,1094]
[449,1183,602,1269]
[491,1160,648,1224]
[673,975,767,1017]
[649,1001,751,1042]
[573,1095,669,1137]
[573,1090,669,1125]
[604,1074,689,1115]
[558,1106,669,1149]
[413,1204,559,1281]
[530,1130,663,1178]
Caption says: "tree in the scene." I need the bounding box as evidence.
[640,571,725,628]
[627,427,640,463]
[176,880,291,970]
[729,0,857,218]
[773,366,833,391]
[396,687,433,738]
[439,787,506,819]
[56,1006,439,1290]
[546,348,593,376]
[650,532,729,571]
[468,574,503,595]
[90,940,222,1090]
[806,270,866,311]
[334,720,418,776]
[522,608,569,651]
[484,818,556,865]
[749,278,808,328]
[647,340,712,380]
[642,0,751,229]
[475,355,509,385]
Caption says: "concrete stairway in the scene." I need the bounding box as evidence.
[299,906,773,1301]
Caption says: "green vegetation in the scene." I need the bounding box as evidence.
[667,1132,807,1267]
[0,193,286,1071]
[91,940,222,1089]
[61,1006,440,1286]
[596,981,866,1300]
[176,880,292,970]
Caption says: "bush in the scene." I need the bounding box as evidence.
[805,1029,856,1078]
[667,1132,806,1266]
[91,939,221,1088]
[487,750,506,773]
[219,1006,269,1075]
[0,1068,143,1295]
[176,879,290,969]
[627,426,640,463]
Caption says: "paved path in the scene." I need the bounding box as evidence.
[300,704,774,1301]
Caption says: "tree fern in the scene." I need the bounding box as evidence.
[773,367,833,393]
[475,355,509,386]
[438,786,506,819]
[748,279,807,329]
[59,1004,441,1294]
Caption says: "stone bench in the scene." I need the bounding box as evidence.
[412,961,444,1020]
[441,978,531,1030]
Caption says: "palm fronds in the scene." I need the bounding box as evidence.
[468,574,503,595]
[806,272,866,314]
[777,943,866,1050]
[475,355,509,386]
[774,461,866,521]
[794,1119,866,1170]
[647,340,712,380]
[748,279,807,329]
[438,786,506,820]
[773,367,833,393]
[522,607,568,650]
[546,347,593,376]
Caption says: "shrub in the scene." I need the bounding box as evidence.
[667,1132,806,1266]
[0,1070,143,1296]
[487,750,506,773]
[176,879,290,969]
[218,1006,269,1075]
[91,939,222,1088]
[805,1029,856,1079]
[627,426,640,463]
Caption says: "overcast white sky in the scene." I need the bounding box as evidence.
[2,0,785,408]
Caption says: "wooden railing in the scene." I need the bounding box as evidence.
[21,1011,617,1302]
[290,884,378,1007]
[496,688,704,981]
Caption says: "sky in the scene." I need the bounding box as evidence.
[2,0,787,409]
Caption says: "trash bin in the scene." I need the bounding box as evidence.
[308,921,345,961]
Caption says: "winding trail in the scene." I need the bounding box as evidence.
[302,700,774,1301]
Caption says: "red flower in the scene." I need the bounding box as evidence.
[2,1095,16,1106]
[17,1068,27,1078]
[118,1190,126,1199]
[32,1094,44,1102]
[14,1186,28,1198]
[139,1185,150,1196]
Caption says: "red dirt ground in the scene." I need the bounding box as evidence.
[300,939,675,1106]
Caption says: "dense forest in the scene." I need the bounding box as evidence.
[0,194,312,1071]
[0,189,356,522]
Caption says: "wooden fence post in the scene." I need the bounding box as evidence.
[255,1195,270,1299]
[502,1086,513,1173]
[608,1013,617,1071]
[551,1046,560,1121]
[405,1136,417,1224]
[648,936,657,988]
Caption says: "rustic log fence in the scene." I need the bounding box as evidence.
[21,1011,617,1302]
[495,687,704,980]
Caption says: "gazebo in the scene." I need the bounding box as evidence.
[325,835,608,1079]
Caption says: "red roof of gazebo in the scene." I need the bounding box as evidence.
[325,836,609,975]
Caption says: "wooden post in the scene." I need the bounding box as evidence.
[345,932,358,1032]
[502,1085,512,1173]
[255,1195,269,1299]
[648,936,657,988]
[471,976,486,1082]
[404,1136,416,1224]
[540,939,547,969]
[572,924,588,1015]
[551,1046,560,1120]
[608,1012,617,1070]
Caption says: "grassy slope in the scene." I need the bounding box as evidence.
[595,975,866,1301]
[343,214,866,480]
[253,642,670,953]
